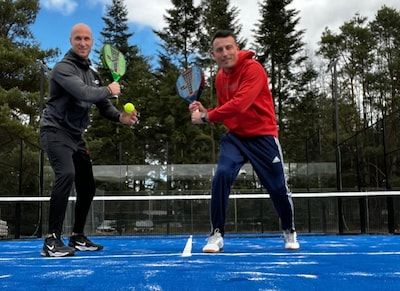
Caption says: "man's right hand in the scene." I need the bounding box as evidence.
[107,82,121,96]
[189,101,205,113]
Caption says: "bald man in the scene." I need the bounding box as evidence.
[39,23,137,257]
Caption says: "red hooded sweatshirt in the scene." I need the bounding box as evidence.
[207,50,278,137]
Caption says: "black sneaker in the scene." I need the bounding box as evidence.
[68,234,103,251]
[41,233,75,257]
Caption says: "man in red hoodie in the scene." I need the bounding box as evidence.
[189,30,299,253]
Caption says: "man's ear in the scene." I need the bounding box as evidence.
[210,50,216,61]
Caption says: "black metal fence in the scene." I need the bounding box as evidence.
[0,129,43,238]
[1,193,398,238]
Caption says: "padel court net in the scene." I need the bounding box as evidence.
[0,190,399,239]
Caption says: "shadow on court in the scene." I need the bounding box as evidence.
[0,234,399,290]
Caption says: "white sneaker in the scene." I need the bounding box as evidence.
[202,229,224,253]
[283,230,300,250]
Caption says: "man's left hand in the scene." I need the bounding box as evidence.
[119,111,138,126]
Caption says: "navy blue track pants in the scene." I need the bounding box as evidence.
[210,133,295,235]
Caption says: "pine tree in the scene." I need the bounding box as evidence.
[370,6,400,113]
[100,0,133,55]
[253,0,306,132]
[153,0,218,164]
[0,0,57,134]
[341,15,376,128]
[197,0,245,64]
[319,14,376,132]
[284,63,334,165]
[0,0,58,235]
[0,0,38,41]
[87,0,154,170]
[154,0,200,68]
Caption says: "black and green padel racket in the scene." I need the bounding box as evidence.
[100,44,126,99]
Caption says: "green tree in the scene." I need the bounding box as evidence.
[284,56,344,180]
[340,15,376,128]
[253,0,306,132]
[197,0,245,65]
[87,0,154,170]
[0,0,57,153]
[319,14,376,135]
[155,0,200,68]
[0,0,38,41]
[153,0,221,164]
[0,0,58,236]
[369,6,400,190]
[370,5,400,113]
[0,0,57,92]
[151,53,214,165]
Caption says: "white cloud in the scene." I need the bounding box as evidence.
[288,0,400,51]
[125,0,171,30]
[41,0,400,52]
[41,0,78,15]
[122,0,400,51]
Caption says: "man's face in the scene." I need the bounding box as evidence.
[70,25,93,59]
[211,36,239,71]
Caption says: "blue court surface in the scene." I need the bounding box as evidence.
[0,234,399,290]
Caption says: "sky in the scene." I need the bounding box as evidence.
[32,0,400,68]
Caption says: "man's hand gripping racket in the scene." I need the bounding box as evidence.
[101,44,126,99]
[101,44,137,125]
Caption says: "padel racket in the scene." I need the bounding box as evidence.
[176,65,204,106]
[100,44,126,98]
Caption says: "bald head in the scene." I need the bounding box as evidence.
[70,23,92,38]
[70,23,93,59]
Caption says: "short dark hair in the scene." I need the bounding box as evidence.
[211,30,237,46]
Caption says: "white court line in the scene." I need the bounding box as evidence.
[1,251,399,261]
[0,253,181,261]
[193,251,400,256]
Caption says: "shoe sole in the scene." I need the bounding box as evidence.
[71,245,103,251]
[40,250,75,257]
[69,242,103,251]
[285,245,300,251]
[202,248,224,253]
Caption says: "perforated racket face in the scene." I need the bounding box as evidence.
[176,65,204,103]
[101,44,126,81]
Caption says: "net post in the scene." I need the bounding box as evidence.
[382,115,395,233]
[330,59,345,234]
